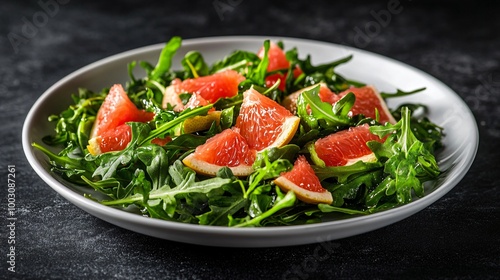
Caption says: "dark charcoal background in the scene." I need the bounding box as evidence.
[1,0,499,279]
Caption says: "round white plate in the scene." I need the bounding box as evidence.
[23,36,478,247]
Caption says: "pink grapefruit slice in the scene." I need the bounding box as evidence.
[274,155,333,204]
[182,128,256,176]
[161,70,245,111]
[314,124,385,167]
[88,84,154,155]
[235,87,300,152]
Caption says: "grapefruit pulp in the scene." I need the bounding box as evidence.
[257,42,303,91]
[283,84,396,124]
[314,124,385,167]
[235,87,300,151]
[328,86,396,124]
[182,128,256,176]
[274,155,333,204]
[88,84,154,155]
[257,41,290,72]
[161,70,245,111]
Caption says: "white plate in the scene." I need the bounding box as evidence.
[23,36,478,247]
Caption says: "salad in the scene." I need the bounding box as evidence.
[34,37,443,227]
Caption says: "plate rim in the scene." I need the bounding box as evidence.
[22,36,479,247]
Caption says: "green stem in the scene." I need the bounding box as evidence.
[32,142,79,167]
[216,60,251,73]
[234,191,296,227]
[140,104,213,145]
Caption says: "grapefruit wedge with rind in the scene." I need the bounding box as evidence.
[274,155,333,205]
[162,70,245,111]
[235,87,300,151]
[182,128,256,177]
[87,84,154,155]
[313,124,385,167]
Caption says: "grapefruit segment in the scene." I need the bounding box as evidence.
[182,128,256,176]
[274,156,333,205]
[88,84,154,155]
[162,70,245,111]
[184,93,211,110]
[257,42,290,72]
[151,136,172,146]
[336,86,396,124]
[314,124,384,167]
[264,67,303,91]
[282,84,396,124]
[265,73,287,91]
[257,42,303,91]
[235,87,300,151]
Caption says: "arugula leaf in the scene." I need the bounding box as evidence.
[300,55,353,74]
[367,107,441,205]
[249,40,270,86]
[150,36,182,80]
[313,160,383,182]
[391,103,444,152]
[299,84,353,128]
[248,191,274,218]
[91,122,151,180]
[211,50,260,73]
[197,185,246,226]
[328,169,384,207]
[81,176,121,198]
[33,141,96,184]
[220,106,235,130]
[213,94,243,111]
[380,87,426,98]
[232,187,296,227]
[102,160,231,208]
[318,204,367,215]
[253,145,300,168]
[141,104,213,145]
[181,51,209,78]
[246,150,293,198]
[136,144,170,190]
[43,88,105,150]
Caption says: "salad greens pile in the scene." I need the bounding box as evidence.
[34,36,444,226]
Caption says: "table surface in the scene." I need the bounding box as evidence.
[1,0,499,279]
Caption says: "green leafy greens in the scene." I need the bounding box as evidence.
[33,37,444,227]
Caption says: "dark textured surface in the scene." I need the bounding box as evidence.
[1,0,499,279]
